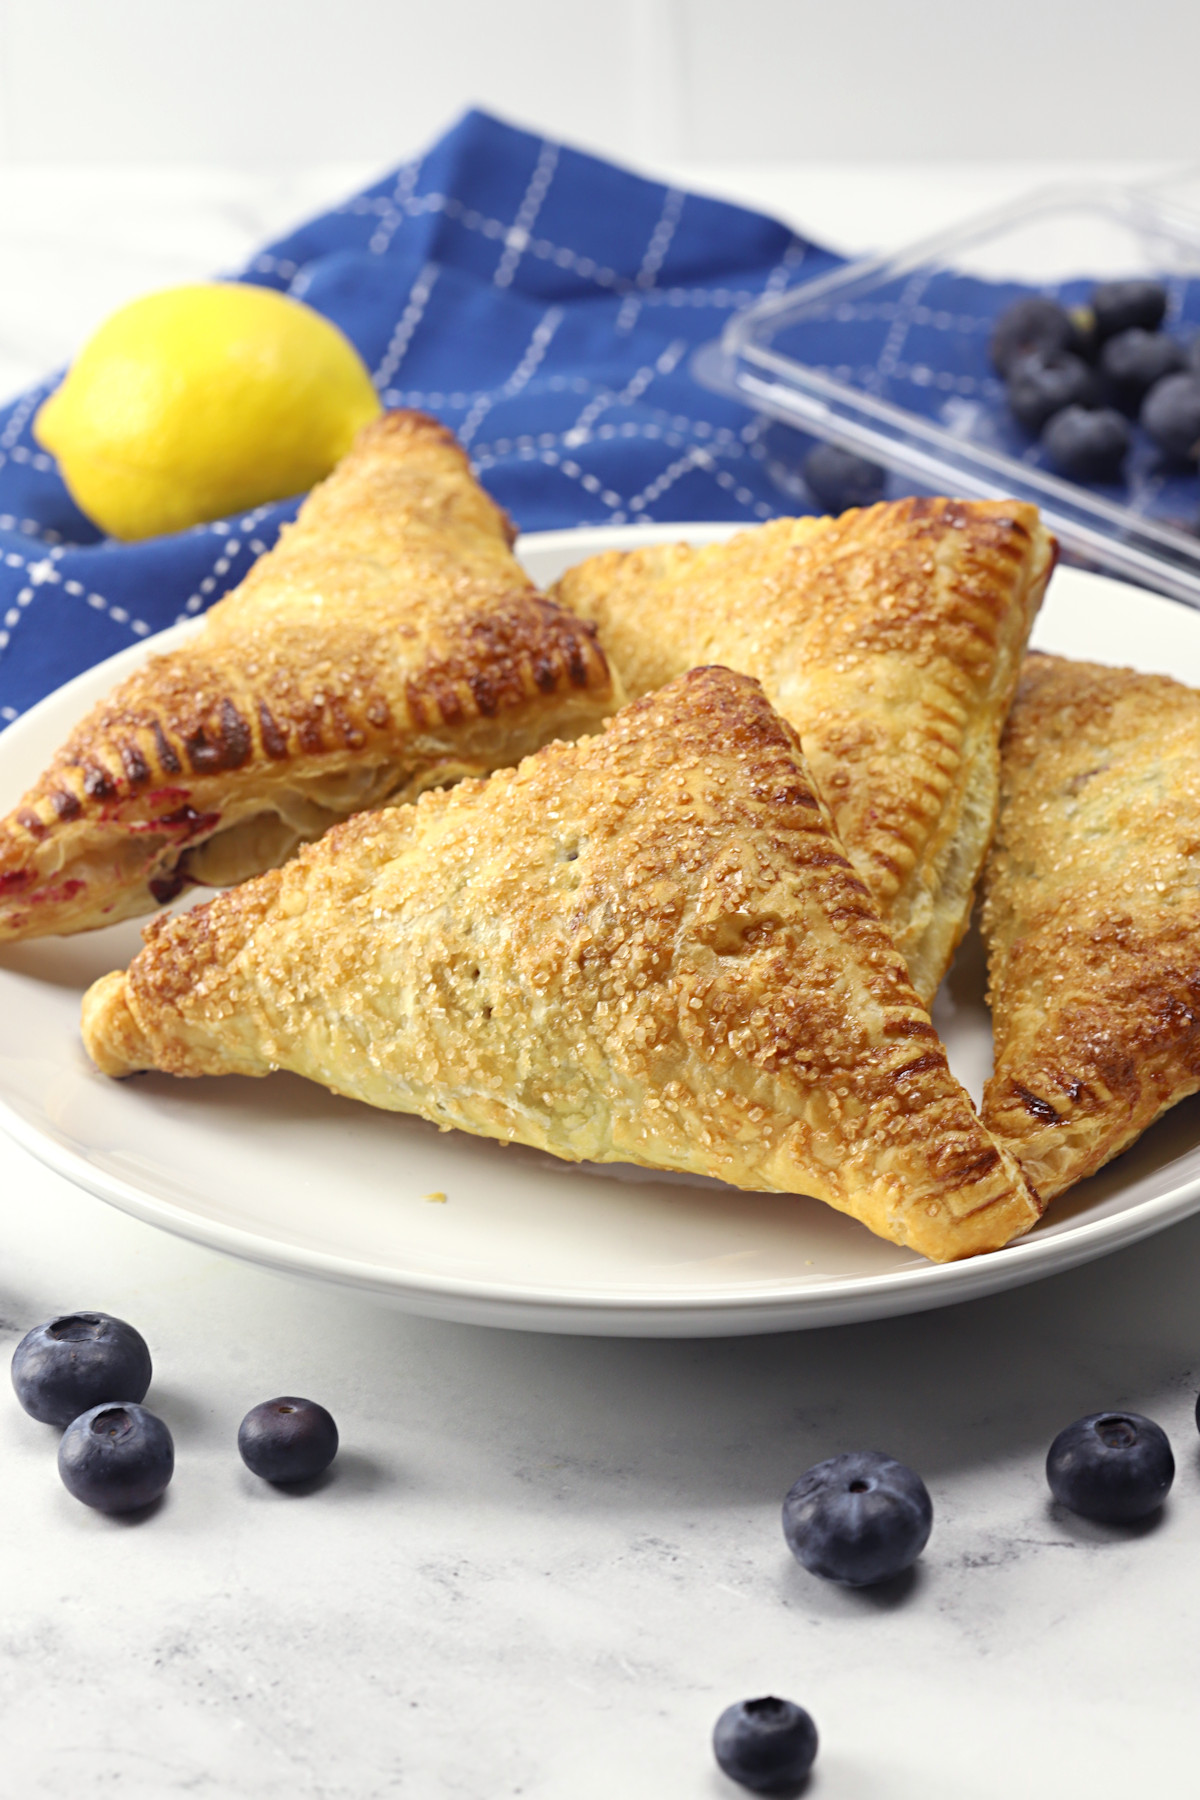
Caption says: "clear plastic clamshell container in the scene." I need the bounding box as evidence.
[694,177,1200,608]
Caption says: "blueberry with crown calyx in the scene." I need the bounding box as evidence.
[238,1396,339,1484]
[713,1697,818,1793]
[1046,1411,1173,1523]
[58,1403,174,1513]
[12,1312,152,1427]
[782,1450,932,1586]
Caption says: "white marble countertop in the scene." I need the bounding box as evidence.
[1,159,1198,1799]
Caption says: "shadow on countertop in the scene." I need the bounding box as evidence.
[314,1204,1200,1516]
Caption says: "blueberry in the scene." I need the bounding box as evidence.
[801,443,886,515]
[1046,1411,1173,1523]
[1190,335,1200,375]
[1066,305,1101,364]
[1099,328,1187,414]
[58,1403,173,1513]
[1042,405,1130,482]
[1006,350,1099,433]
[713,1697,818,1793]
[988,296,1079,375]
[12,1312,152,1427]
[1140,372,1200,462]
[1090,279,1168,342]
[782,1450,932,1587]
[238,1396,339,1484]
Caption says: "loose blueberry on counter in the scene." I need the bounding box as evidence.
[1099,328,1187,414]
[1046,1412,1174,1523]
[238,1396,339,1484]
[58,1403,174,1513]
[1141,372,1200,462]
[1042,405,1130,482]
[1090,278,1168,341]
[988,296,1079,375]
[12,1312,152,1427]
[713,1697,818,1793]
[801,443,886,515]
[782,1450,932,1587]
[1005,350,1098,432]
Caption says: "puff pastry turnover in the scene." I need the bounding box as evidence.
[0,410,619,942]
[981,653,1200,1200]
[82,665,1040,1263]
[552,498,1055,1002]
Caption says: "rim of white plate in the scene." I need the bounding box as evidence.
[0,525,1197,1333]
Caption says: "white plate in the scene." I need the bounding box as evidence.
[1,525,1199,1337]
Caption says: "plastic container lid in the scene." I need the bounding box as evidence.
[695,181,1200,608]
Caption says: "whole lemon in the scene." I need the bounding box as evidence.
[34,283,382,541]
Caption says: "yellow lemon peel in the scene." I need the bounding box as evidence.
[35,283,382,541]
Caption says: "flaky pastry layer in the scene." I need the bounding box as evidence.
[83,666,1040,1263]
[552,497,1055,1002]
[982,653,1200,1199]
[0,410,619,941]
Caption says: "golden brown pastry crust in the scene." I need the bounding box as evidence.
[82,665,1040,1263]
[981,652,1200,1200]
[0,410,619,941]
[552,498,1055,1002]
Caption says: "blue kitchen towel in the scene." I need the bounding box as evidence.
[0,109,839,727]
[2,108,1198,728]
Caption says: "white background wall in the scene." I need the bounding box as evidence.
[0,0,1197,170]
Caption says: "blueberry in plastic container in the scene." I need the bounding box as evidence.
[712,1697,818,1793]
[801,443,886,515]
[1090,279,1168,341]
[1141,372,1200,462]
[988,295,1079,375]
[1042,405,1130,482]
[1099,328,1187,414]
[12,1312,152,1427]
[238,1395,339,1483]
[1046,1411,1173,1523]
[782,1450,932,1586]
[58,1402,174,1513]
[1006,350,1098,433]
